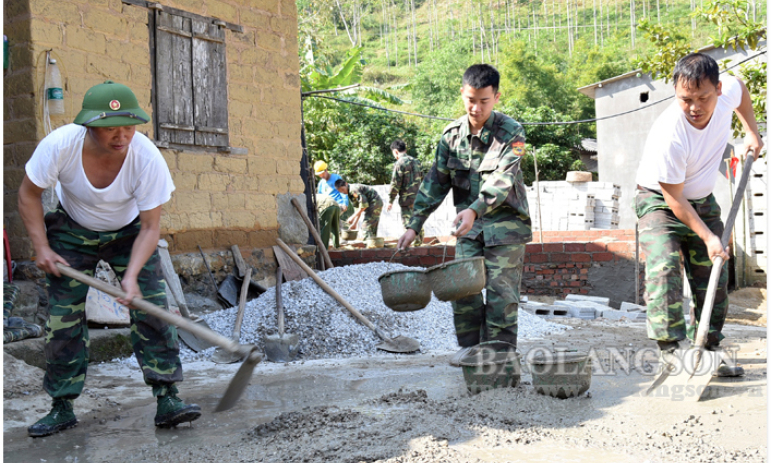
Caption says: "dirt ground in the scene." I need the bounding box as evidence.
[3,289,767,463]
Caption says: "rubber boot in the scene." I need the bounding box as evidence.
[28,398,78,437]
[449,346,474,367]
[155,391,202,428]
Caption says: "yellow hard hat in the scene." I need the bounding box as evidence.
[314,160,328,175]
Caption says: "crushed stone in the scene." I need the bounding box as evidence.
[171,262,570,364]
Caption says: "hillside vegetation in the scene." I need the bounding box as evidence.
[297,0,766,184]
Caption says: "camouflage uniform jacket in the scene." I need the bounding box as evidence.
[407,111,532,246]
[348,184,383,210]
[388,154,423,208]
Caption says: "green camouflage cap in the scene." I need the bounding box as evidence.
[74,80,150,127]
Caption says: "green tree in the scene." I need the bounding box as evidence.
[634,0,766,137]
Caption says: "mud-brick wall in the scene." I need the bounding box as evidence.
[329,230,642,307]
[3,0,303,260]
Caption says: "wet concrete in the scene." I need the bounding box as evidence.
[3,322,766,463]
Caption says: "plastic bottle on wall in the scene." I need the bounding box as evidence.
[46,58,64,114]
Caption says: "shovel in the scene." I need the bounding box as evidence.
[265,267,301,362]
[157,240,216,352]
[54,263,262,413]
[275,239,420,353]
[211,269,252,364]
[646,153,755,401]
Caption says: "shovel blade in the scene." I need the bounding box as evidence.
[375,335,420,353]
[178,319,218,352]
[645,347,720,401]
[265,333,301,363]
[211,346,245,364]
[214,349,263,412]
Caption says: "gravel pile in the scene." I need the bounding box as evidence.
[177,262,570,363]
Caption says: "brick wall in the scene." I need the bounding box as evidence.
[4,0,302,259]
[329,230,642,302]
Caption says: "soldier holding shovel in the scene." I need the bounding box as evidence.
[18,81,201,437]
[635,53,763,378]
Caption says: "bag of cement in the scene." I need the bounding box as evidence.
[85,260,130,327]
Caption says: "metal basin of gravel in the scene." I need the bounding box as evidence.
[459,341,521,395]
[427,257,486,301]
[528,350,592,399]
[378,268,432,312]
[342,230,358,241]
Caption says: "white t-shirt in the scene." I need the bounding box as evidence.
[26,124,175,231]
[636,75,742,200]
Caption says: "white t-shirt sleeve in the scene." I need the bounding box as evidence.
[720,75,742,110]
[134,156,174,211]
[131,136,175,211]
[25,131,63,189]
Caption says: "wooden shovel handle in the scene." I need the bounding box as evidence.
[275,239,389,340]
[291,197,334,269]
[694,153,755,348]
[232,268,251,337]
[55,263,249,356]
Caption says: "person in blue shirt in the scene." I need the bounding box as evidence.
[314,161,348,212]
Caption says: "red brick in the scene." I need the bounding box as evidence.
[419,256,437,266]
[607,242,632,253]
[585,242,606,252]
[579,275,588,280]
[402,257,421,267]
[550,281,559,287]
[411,246,430,256]
[579,289,590,294]
[569,281,581,287]
[544,243,563,253]
[529,254,548,263]
[580,268,588,274]
[444,247,455,257]
[328,250,343,260]
[565,243,585,252]
[542,269,555,275]
[526,243,543,253]
[593,252,614,262]
[571,253,591,262]
[352,258,369,264]
[566,263,575,268]
[551,253,569,263]
[343,250,361,258]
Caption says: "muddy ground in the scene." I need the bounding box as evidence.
[3,289,767,463]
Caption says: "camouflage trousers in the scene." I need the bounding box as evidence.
[453,235,525,347]
[399,202,424,246]
[318,203,341,249]
[360,199,384,241]
[4,282,43,343]
[635,189,728,347]
[44,208,182,400]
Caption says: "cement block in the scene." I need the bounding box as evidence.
[531,305,570,318]
[565,294,611,306]
[553,300,604,319]
[620,301,647,312]
[600,309,646,321]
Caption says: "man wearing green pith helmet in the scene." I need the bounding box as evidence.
[18,81,201,437]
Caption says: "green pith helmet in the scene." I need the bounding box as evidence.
[74,80,150,127]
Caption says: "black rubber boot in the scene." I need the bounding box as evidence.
[154,391,202,428]
[28,399,78,438]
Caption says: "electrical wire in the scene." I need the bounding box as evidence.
[303,49,767,127]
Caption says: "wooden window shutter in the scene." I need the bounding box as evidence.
[192,19,229,147]
[154,11,195,145]
[154,11,229,147]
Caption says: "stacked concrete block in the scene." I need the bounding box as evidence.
[744,156,767,285]
[620,302,646,312]
[527,181,620,231]
[565,294,611,306]
[600,308,647,321]
[553,301,598,320]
